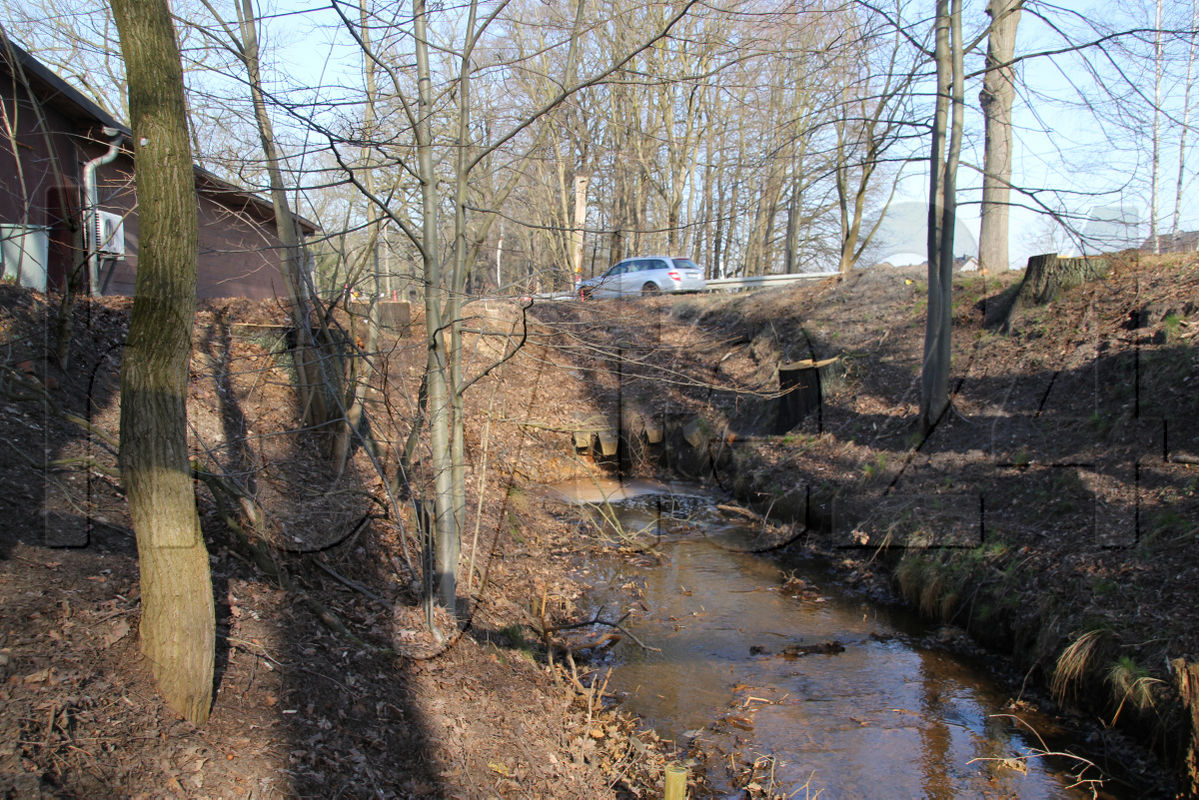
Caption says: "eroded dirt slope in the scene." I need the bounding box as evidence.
[0,287,683,799]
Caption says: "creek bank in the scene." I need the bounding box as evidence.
[638,419,1174,795]
[560,484,1134,798]
[530,255,1198,796]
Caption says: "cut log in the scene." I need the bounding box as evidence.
[595,429,619,457]
[682,417,708,449]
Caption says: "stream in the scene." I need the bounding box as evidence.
[551,479,1124,799]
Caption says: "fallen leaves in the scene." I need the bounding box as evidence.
[102,619,130,649]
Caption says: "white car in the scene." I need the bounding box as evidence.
[578,256,707,300]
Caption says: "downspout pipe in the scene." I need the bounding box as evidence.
[83,126,125,297]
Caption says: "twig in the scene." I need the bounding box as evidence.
[48,455,121,479]
[542,609,661,653]
[194,463,393,655]
[716,503,761,520]
[223,635,356,695]
[969,714,1107,793]
[313,557,387,606]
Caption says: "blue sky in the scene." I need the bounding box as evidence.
[221,0,1199,268]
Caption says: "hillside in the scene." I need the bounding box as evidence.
[0,287,672,798]
[0,252,1196,797]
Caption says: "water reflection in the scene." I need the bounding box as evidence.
[557,483,1116,799]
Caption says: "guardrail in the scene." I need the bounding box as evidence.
[705,272,833,291]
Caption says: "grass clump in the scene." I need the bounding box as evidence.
[1051,628,1111,705]
[1107,655,1163,724]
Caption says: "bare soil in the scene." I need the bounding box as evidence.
[0,251,1195,798]
[0,289,682,799]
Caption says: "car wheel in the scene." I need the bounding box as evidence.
[641,282,660,296]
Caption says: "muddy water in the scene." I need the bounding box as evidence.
[553,480,1114,799]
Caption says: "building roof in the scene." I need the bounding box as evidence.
[0,36,126,134]
[194,166,318,236]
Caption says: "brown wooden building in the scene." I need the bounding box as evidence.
[0,37,316,300]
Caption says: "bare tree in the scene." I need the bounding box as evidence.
[1172,0,1197,243]
[190,0,339,434]
[922,0,964,433]
[326,0,705,616]
[977,0,1022,273]
[1150,0,1163,254]
[832,6,916,273]
[110,0,214,726]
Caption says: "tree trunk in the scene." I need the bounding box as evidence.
[1150,0,1163,255]
[234,0,332,430]
[331,0,384,477]
[110,0,214,726]
[921,0,963,433]
[978,0,1022,274]
[834,97,858,275]
[1172,1,1197,243]
[447,0,482,611]
[411,0,459,614]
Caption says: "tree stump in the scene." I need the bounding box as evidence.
[1173,658,1199,796]
[998,253,1110,333]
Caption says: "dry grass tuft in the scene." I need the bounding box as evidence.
[1107,656,1163,725]
[939,589,960,620]
[918,570,947,617]
[895,555,922,605]
[1051,629,1109,704]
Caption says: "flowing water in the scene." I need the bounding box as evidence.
[551,479,1124,799]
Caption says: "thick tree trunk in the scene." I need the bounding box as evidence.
[978,0,1022,274]
[998,253,1110,333]
[110,0,214,726]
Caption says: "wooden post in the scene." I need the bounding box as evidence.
[496,227,503,291]
[572,175,589,288]
[776,357,838,434]
[664,762,688,800]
